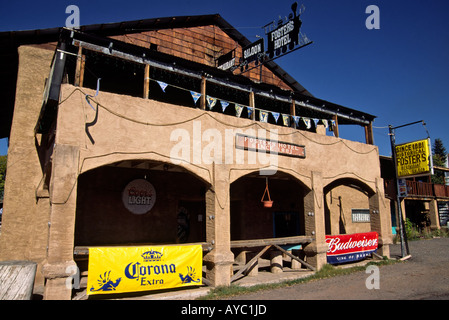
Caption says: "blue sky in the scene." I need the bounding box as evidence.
[1,0,448,157]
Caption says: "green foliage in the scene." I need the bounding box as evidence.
[431,138,447,184]
[400,217,449,241]
[404,218,420,240]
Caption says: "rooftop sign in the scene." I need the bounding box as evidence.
[216,2,311,73]
[266,6,302,59]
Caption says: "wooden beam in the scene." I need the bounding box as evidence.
[79,53,85,87]
[230,235,314,248]
[143,64,150,99]
[365,122,374,145]
[273,244,316,271]
[249,90,255,120]
[231,245,271,282]
[200,75,206,110]
[74,242,210,256]
[332,114,339,138]
[74,46,84,87]
[290,98,296,128]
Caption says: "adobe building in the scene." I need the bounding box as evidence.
[380,156,449,234]
[0,13,392,299]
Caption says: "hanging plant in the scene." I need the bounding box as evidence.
[261,177,273,208]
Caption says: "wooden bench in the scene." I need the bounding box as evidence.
[0,261,37,300]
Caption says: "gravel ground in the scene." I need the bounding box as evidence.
[226,237,449,300]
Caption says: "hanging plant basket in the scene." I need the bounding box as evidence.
[261,178,273,208]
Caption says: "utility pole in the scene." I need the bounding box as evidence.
[388,120,426,257]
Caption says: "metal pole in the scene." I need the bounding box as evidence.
[389,125,410,257]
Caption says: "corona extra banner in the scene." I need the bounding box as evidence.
[325,232,378,264]
[395,138,433,178]
[87,245,202,295]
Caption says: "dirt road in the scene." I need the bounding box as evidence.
[226,237,449,300]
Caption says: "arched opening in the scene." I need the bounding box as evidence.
[74,160,210,247]
[230,171,310,241]
[323,178,375,235]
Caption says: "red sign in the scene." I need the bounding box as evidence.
[325,232,378,264]
[235,134,305,158]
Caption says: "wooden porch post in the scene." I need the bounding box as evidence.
[365,122,374,145]
[249,90,255,121]
[332,115,339,138]
[143,64,150,99]
[74,46,85,87]
[200,75,206,110]
[290,98,296,129]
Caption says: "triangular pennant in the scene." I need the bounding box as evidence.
[221,101,229,112]
[293,116,300,127]
[322,119,328,128]
[235,105,244,118]
[260,111,269,123]
[190,91,201,104]
[282,114,290,127]
[271,112,280,123]
[303,117,311,129]
[157,81,168,92]
[207,96,217,110]
[313,118,319,128]
[247,107,253,119]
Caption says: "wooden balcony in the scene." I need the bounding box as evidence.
[434,184,449,198]
[405,180,449,199]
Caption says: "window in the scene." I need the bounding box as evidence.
[352,209,370,223]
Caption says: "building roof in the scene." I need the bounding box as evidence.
[0,13,375,139]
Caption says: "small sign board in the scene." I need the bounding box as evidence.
[397,178,408,197]
[235,134,305,158]
[122,179,156,214]
[438,201,449,227]
[395,138,433,178]
[326,232,378,264]
[242,39,265,65]
[87,245,202,295]
[216,49,236,71]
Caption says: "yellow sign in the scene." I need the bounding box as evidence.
[87,245,202,295]
[395,138,432,178]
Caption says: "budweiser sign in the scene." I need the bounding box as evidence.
[325,232,378,264]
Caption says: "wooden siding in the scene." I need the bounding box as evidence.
[111,25,292,91]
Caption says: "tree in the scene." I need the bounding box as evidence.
[431,138,447,184]
[0,155,6,201]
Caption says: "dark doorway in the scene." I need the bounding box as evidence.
[273,212,300,238]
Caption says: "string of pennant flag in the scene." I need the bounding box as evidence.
[155,79,336,130]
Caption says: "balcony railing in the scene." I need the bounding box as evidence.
[405,180,449,198]
[434,184,449,198]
